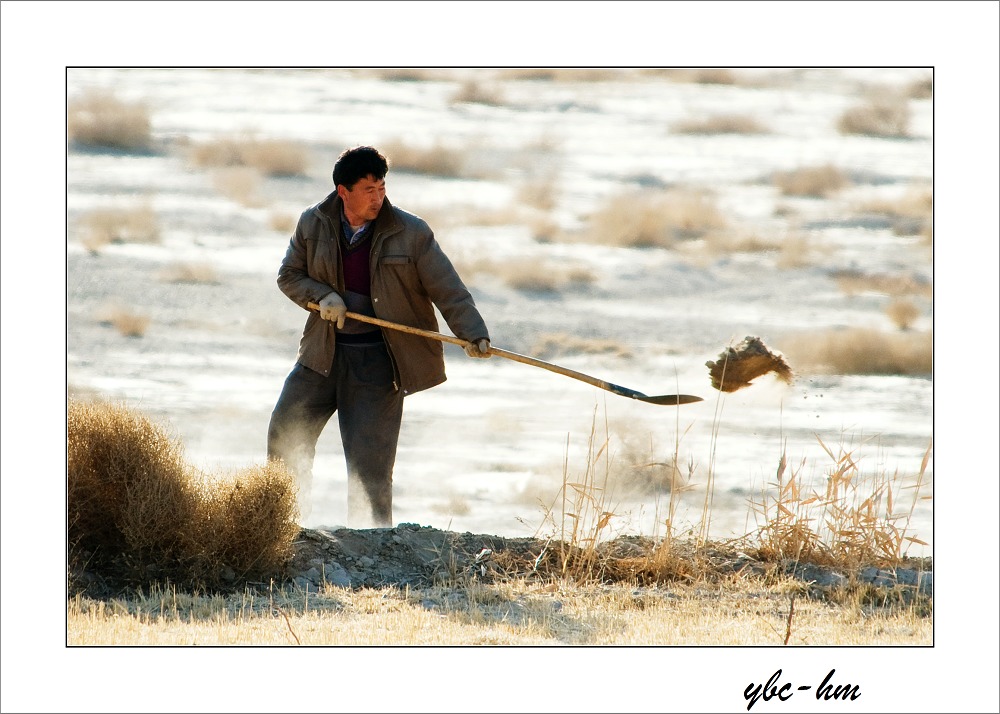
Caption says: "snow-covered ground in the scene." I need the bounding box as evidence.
[66,67,933,553]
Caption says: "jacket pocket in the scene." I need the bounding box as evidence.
[380,255,412,265]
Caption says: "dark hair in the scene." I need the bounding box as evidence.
[332,146,389,189]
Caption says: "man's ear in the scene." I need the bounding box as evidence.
[335,184,347,200]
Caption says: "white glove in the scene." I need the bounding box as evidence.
[318,292,347,329]
[463,338,491,359]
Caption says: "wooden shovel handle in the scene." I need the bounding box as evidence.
[305,302,702,405]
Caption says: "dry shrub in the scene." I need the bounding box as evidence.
[837,94,910,138]
[450,80,506,106]
[671,114,769,135]
[381,139,465,177]
[530,332,632,361]
[156,262,219,284]
[774,164,848,198]
[885,298,921,330]
[487,258,596,294]
[97,306,151,338]
[67,89,152,151]
[79,204,160,252]
[832,269,932,299]
[496,68,623,82]
[68,400,193,560]
[906,77,933,100]
[855,188,932,237]
[653,68,739,85]
[750,438,931,568]
[67,399,299,589]
[213,167,264,207]
[268,211,298,234]
[186,463,299,582]
[587,190,727,248]
[782,328,931,376]
[190,135,308,176]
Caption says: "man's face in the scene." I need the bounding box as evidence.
[338,175,386,225]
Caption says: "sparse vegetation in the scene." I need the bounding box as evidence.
[837,93,910,138]
[782,327,932,376]
[774,164,848,198]
[529,332,632,361]
[268,211,298,234]
[96,305,152,338]
[380,139,466,177]
[855,188,932,238]
[155,262,219,284]
[671,114,769,135]
[68,89,152,151]
[885,298,922,330]
[212,167,264,207]
[68,400,299,591]
[832,269,932,299]
[190,135,309,176]
[586,189,727,248]
[78,203,160,253]
[450,80,506,106]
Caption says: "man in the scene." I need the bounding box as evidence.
[267,146,491,528]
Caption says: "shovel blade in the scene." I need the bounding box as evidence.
[640,394,704,406]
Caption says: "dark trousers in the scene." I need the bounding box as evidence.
[267,344,403,528]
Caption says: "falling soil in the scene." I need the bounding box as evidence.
[706,336,794,392]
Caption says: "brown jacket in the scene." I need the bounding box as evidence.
[277,192,490,396]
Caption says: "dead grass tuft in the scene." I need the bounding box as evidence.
[96,305,152,338]
[450,80,506,107]
[68,400,299,591]
[774,164,848,198]
[156,262,219,284]
[586,189,727,248]
[68,89,152,151]
[268,211,298,234]
[855,188,932,237]
[381,139,466,177]
[212,167,264,207]
[837,93,910,138]
[749,437,932,569]
[884,298,921,331]
[671,114,769,135]
[190,135,309,176]
[78,204,160,253]
[782,328,932,376]
[530,333,632,361]
[832,269,932,299]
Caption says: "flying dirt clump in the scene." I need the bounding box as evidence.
[706,336,794,392]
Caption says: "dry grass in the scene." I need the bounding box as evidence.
[748,437,931,569]
[671,114,770,135]
[496,68,625,82]
[96,305,152,337]
[67,89,152,151]
[155,262,219,284]
[884,298,922,331]
[832,269,932,299]
[68,400,299,590]
[585,189,727,248]
[529,332,632,361]
[774,164,848,198]
[190,135,309,176]
[855,188,932,238]
[651,68,740,85]
[78,203,160,253]
[212,167,264,207]
[781,328,932,376]
[67,573,930,646]
[837,93,910,138]
[268,211,298,234]
[450,80,506,106]
[381,139,466,177]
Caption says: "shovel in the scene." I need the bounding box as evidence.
[307,302,702,406]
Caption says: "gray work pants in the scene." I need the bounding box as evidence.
[267,343,403,528]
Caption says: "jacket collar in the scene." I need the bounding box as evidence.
[316,191,401,239]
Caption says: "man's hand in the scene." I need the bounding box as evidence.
[464,338,491,359]
[318,292,347,329]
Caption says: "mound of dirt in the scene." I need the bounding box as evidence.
[706,335,794,392]
[69,523,932,599]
